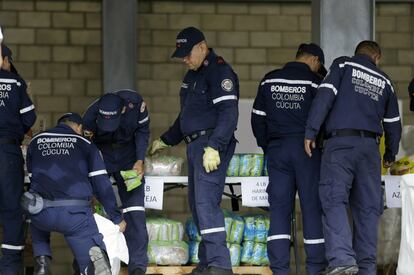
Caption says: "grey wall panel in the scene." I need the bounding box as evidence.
[312,0,375,68]
[103,0,136,93]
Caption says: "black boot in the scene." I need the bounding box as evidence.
[34,256,51,275]
[185,265,206,275]
[202,266,233,275]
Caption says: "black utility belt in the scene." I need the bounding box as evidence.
[0,137,19,145]
[184,129,214,144]
[326,129,379,140]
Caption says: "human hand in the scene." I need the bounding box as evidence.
[118,220,127,233]
[304,139,316,158]
[133,160,144,179]
[383,160,393,169]
[203,147,220,173]
[149,138,169,155]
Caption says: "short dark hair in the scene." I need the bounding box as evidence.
[355,40,381,57]
[296,50,314,60]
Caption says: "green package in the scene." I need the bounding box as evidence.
[120,170,142,191]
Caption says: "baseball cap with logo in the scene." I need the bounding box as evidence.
[171,26,205,58]
[96,93,124,132]
[57,112,83,125]
[297,43,325,65]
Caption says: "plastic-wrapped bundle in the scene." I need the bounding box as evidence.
[239,154,264,177]
[227,243,241,266]
[227,154,240,176]
[147,217,184,241]
[243,216,255,241]
[145,155,184,176]
[147,240,189,265]
[261,249,269,265]
[185,218,201,242]
[254,215,268,243]
[390,155,414,175]
[188,241,200,264]
[224,215,233,243]
[241,241,254,264]
[229,216,245,244]
[251,242,266,266]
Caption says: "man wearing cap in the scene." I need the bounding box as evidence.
[1,44,19,76]
[0,38,36,274]
[149,26,238,275]
[251,43,327,275]
[305,41,401,274]
[83,90,150,275]
[26,113,125,275]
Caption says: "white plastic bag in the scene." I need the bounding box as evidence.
[93,214,129,275]
[397,174,414,275]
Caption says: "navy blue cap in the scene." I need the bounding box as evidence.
[298,43,325,65]
[96,93,124,132]
[171,26,205,58]
[1,44,12,61]
[57,112,83,125]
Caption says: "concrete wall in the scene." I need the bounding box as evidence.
[0,0,409,273]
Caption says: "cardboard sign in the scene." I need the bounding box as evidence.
[241,177,269,207]
[383,175,402,208]
[144,178,165,210]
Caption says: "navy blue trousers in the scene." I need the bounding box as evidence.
[266,137,326,275]
[30,206,105,273]
[320,136,382,275]
[187,135,235,270]
[113,173,148,273]
[0,144,25,275]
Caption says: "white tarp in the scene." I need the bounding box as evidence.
[396,174,414,275]
[93,214,129,275]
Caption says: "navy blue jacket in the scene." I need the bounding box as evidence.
[161,49,239,151]
[251,62,321,150]
[83,90,150,173]
[0,69,36,141]
[305,54,402,162]
[27,124,122,224]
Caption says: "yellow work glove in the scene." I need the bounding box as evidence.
[203,147,220,173]
[149,138,169,155]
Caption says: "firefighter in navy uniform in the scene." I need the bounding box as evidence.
[83,90,149,275]
[149,27,239,275]
[26,113,125,275]
[251,43,327,275]
[305,41,402,275]
[0,34,36,275]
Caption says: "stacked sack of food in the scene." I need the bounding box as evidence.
[227,154,265,177]
[146,216,188,265]
[187,210,245,266]
[390,154,414,175]
[240,214,270,265]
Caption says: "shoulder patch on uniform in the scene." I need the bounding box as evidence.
[140,101,146,113]
[221,79,233,92]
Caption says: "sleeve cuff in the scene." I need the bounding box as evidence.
[110,213,123,225]
[383,152,396,163]
[305,128,318,140]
